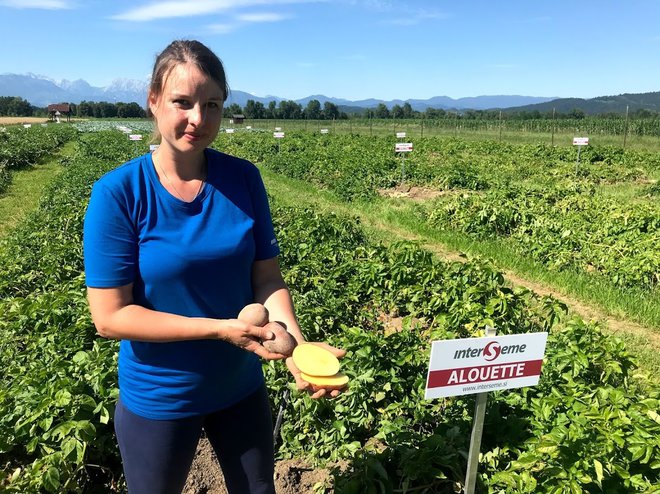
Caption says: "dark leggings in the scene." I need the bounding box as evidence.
[114,385,275,494]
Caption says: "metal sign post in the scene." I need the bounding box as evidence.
[129,134,142,157]
[464,326,496,494]
[394,141,413,183]
[274,131,285,153]
[573,137,589,174]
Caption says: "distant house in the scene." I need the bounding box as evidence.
[231,114,245,125]
[47,103,72,122]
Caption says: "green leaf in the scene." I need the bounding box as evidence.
[43,466,60,493]
[511,452,539,470]
[593,459,603,485]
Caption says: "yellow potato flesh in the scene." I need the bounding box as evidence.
[292,343,340,377]
[300,371,349,390]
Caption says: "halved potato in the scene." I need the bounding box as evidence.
[292,343,340,376]
[300,371,349,390]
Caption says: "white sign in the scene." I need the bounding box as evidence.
[573,137,589,146]
[246,126,252,130]
[275,127,282,131]
[395,142,413,153]
[226,128,235,134]
[273,131,285,139]
[23,124,32,128]
[321,128,329,134]
[149,144,159,152]
[129,134,143,141]
[425,332,548,399]
[396,132,406,138]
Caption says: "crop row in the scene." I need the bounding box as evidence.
[0,125,77,193]
[0,130,658,492]
[217,132,660,292]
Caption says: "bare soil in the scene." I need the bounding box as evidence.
[377,184,446,201]
[184,437,333,494]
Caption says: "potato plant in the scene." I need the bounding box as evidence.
[0,125,76,193]
[217,132,660,293]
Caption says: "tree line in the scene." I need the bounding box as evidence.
[0,97,146,118]
[2,95,659,122]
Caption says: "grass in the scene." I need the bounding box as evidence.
[260,167,660,374]
[0,140,77,238]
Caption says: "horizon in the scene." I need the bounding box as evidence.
[0,1,659,102]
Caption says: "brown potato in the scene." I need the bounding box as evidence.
[262,322,298,357]
[238,303,269,327]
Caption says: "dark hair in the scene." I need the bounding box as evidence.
[147,39,229,118]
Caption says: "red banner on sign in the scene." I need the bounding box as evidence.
[427,359,543,389]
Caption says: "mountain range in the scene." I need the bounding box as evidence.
[0,73,557,112]
[1,73,658,114]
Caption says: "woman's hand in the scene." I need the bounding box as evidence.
[286,342,347,399]
[220,319,287,360]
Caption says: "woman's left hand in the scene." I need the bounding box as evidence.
[285,342,347,399]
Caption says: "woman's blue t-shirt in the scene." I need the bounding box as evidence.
[83,148,280,419]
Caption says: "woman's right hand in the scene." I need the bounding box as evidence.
[218,319,287,360]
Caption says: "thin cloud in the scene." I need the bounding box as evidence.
[207,23,236,34]
[112,0,322,22]
[237,12,288,22]
[0,0,74,8]
[381,7,449,26]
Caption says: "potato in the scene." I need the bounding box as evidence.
[262,321,298,357]
[300,371,349,391]
[238,303,269,327]
[292,343,340,377]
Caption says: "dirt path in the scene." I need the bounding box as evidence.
[364,210,660,352]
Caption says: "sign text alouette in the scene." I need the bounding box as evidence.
[425,332,548,399]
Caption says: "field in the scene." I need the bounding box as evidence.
[0,117,49,125]
[0,123,658,493]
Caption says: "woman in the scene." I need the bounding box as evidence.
[83,39,344,494]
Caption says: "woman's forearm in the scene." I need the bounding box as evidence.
[92,302,226,342]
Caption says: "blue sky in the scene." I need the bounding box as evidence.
[1,0,659,101]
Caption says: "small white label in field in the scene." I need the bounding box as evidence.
[573,137,589,146]
[129,134,143,141]
[226,128,235,133]
[395,142,413,153]
[275,127,282,131]
[150,144,159,152]
[273,131,285,138]
[23,124,32,128]
[396,132,406,138]
[41,123,48,127]
[321,129,329,134]
[246,126,252,130]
